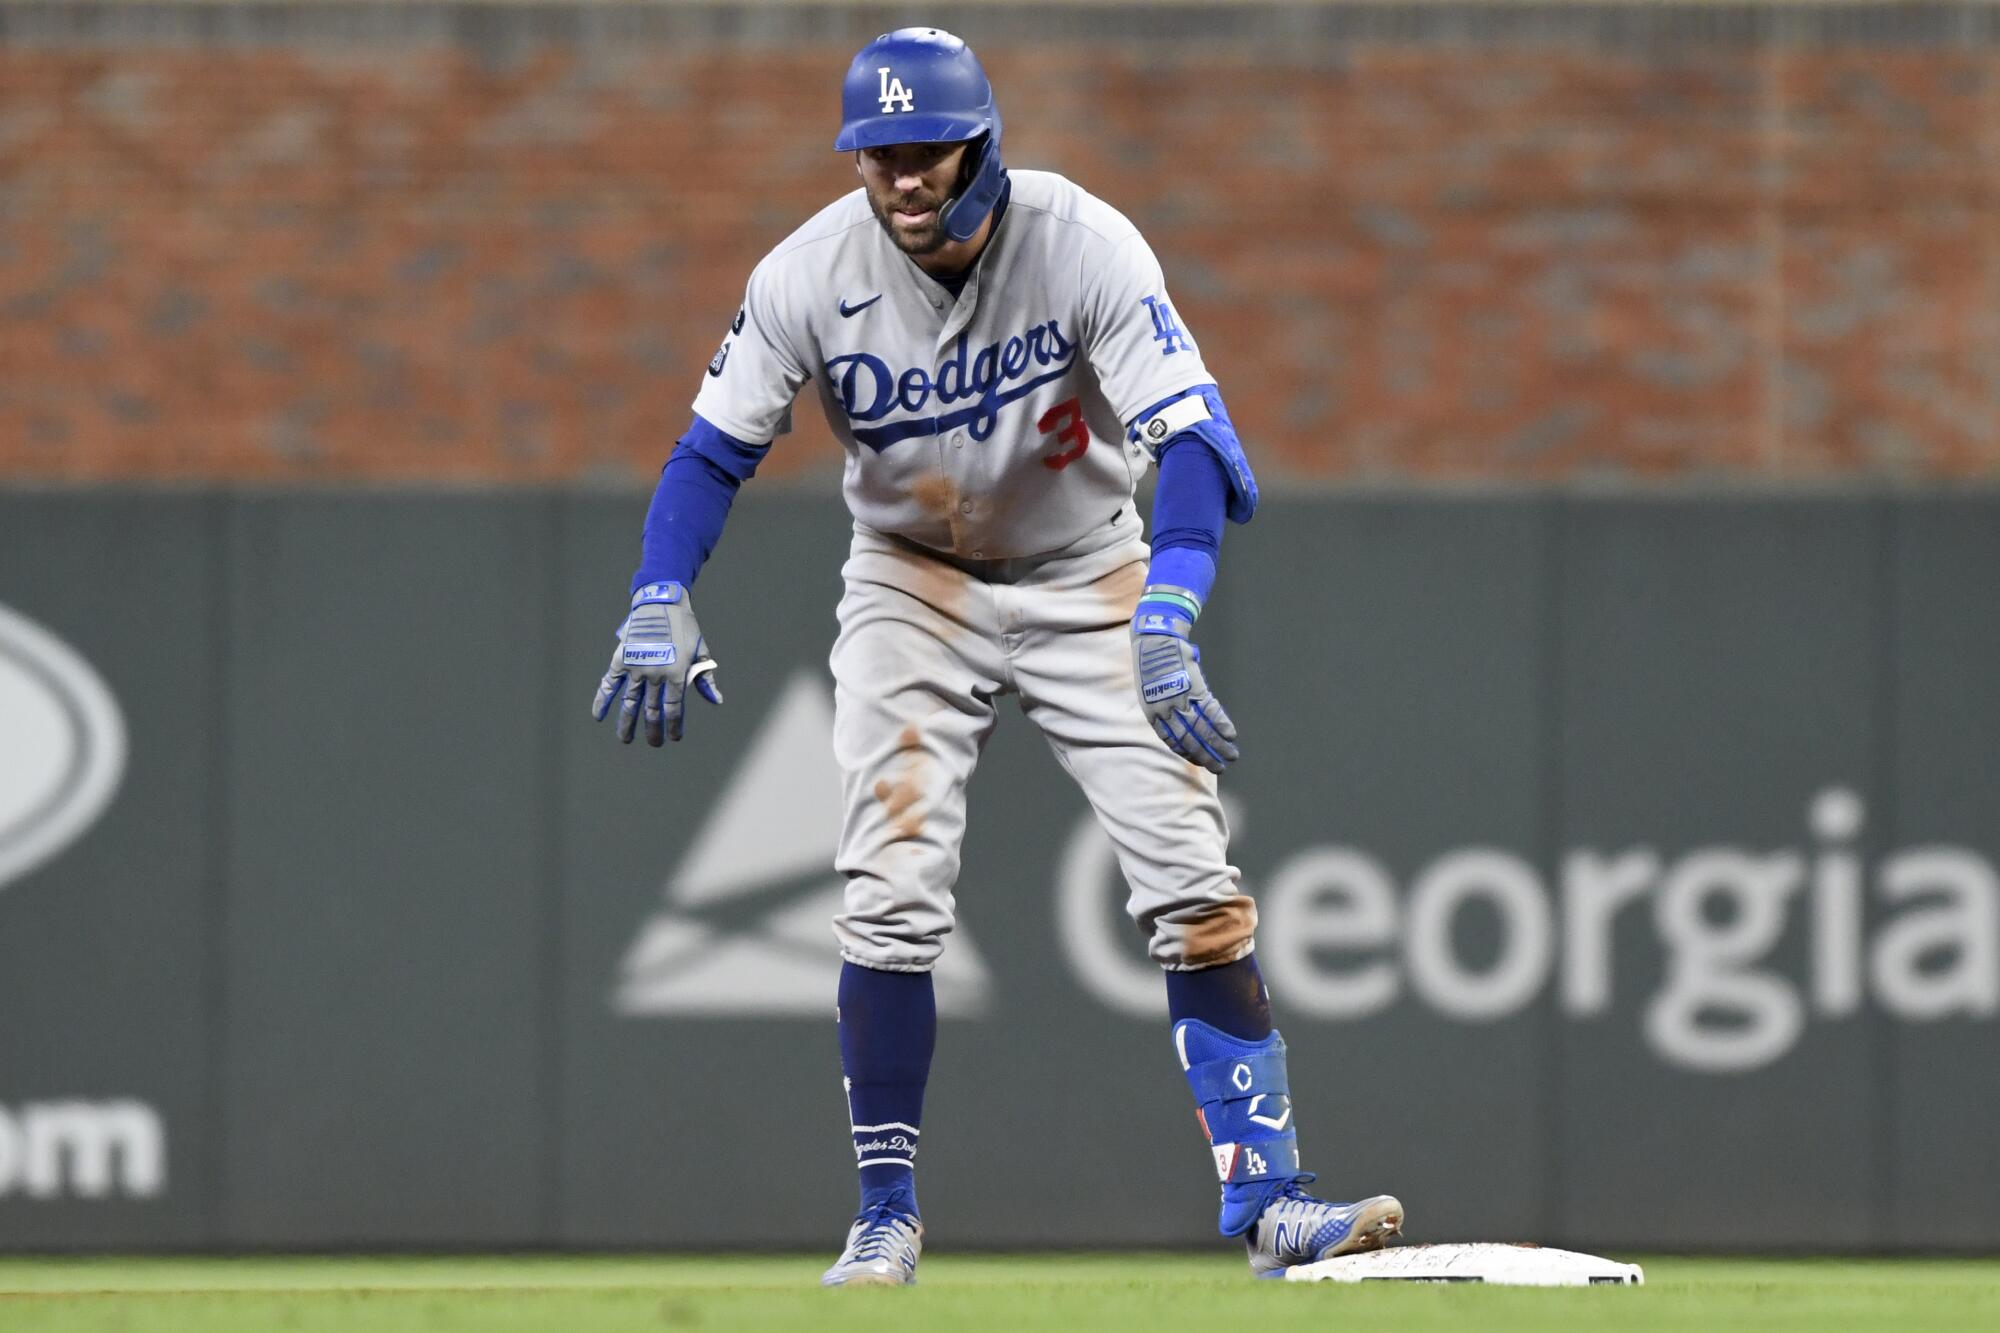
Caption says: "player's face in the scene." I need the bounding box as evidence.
[856,141,969,257]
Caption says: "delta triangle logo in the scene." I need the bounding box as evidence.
[613,669,994,1017]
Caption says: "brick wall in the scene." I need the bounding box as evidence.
[4,3,1997,482]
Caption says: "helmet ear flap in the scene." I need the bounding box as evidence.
[938,131,1005,244]
[951,134,988,195]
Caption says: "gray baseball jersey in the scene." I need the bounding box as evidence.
[693,169,1216,559]
[694,168,1250,976]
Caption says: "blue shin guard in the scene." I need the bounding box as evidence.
[1174,1018,1309,1236]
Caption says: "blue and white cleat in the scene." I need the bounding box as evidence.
[820,1200,923,1288]
[1244,1186,1404,1278]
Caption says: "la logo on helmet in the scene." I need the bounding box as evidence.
[876,67,915,112]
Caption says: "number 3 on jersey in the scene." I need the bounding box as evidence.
[1038,397,1088,471]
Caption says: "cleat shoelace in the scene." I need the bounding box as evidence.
[836,1202,920,1273]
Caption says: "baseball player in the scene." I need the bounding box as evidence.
[592,27,1404,1284]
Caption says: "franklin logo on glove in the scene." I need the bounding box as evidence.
[590,581,721,747]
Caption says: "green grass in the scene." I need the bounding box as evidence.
[1,1254,1996,1332]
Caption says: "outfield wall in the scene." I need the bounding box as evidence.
[1,491,1996,1251]
[5,1,2000,484]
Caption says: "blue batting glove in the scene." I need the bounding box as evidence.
[1131,586,1239,774]
[590,581,722,746]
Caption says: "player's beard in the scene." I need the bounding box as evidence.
[869,188,950,256]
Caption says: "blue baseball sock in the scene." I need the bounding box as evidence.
[1164,954,1272,1041]
[837,961,935,1218]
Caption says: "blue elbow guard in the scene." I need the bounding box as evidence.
[1176,1019,1302,1187]
[1130,384,1258,524]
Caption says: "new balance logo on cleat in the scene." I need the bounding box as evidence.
[1247,1191,1406,1279]
[613,671,993,1017]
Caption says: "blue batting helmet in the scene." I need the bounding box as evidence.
[835,27,1005,244]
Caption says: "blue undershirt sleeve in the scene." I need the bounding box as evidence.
[631,415,771,592]
[1135,381,1254,612]
[1146,440,1230,604]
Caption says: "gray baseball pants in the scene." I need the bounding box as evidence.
[828,517,1253,973]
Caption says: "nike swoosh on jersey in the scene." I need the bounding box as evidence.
[838,294,884,318]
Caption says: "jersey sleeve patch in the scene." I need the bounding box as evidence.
[1083,230,1217,426]
[1140,295,1195,357]
[692,263,810,442]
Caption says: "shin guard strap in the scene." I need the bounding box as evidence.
[1185,1052,1290,1105]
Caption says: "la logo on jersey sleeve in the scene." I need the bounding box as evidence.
[1141,295,1193,356]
